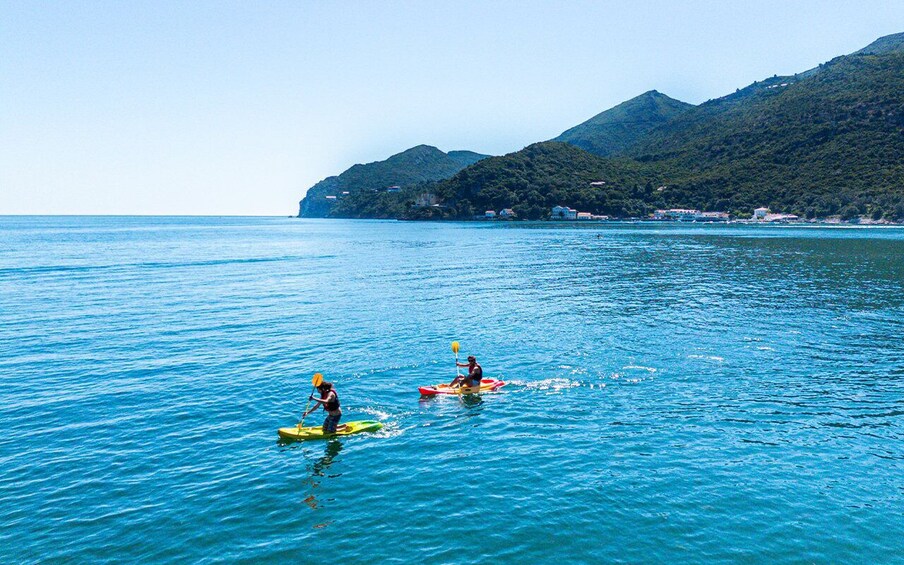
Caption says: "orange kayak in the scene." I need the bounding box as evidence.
[418,378,506,396]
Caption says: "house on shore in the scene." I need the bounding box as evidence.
[414,193,438,208]
[754,206,798,222]
[698,211,729,222]
[764,213,800,222]
[653,208,700,221]
[653,209,728,222]
[551,206,578,220]
[499,208,516,219]
[485,210,496,218]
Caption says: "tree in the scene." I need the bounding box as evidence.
[839,204,860,221]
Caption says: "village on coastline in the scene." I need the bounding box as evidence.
[479,205,888,224]
[478,205,795,223]
[317,183,898,225]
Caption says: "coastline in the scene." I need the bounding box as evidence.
[300,215,904,227]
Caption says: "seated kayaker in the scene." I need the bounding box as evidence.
[304,381,346,433]
[450,356,483,388]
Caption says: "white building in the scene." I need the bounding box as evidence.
[551,206,578,220]
[699,211,730,222]
[414,193,438,208]
[754,207,769,220]
[653,208,700,221]
[576,212,593,220]
[652,208,730,221]
[499,208,516,218]
[765,213,799,222]
[485,210,496,218]
[673,209,700,221]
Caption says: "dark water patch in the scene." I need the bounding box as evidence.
[0,254,335,279]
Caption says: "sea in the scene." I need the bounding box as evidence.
[1,216,902,563]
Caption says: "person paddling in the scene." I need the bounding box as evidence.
[303,381,345,433]
[450,355,483,388]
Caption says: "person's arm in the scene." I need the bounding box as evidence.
[304,396,325,417]
[455,362,469,368]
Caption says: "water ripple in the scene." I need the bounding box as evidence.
[0,218,903,562]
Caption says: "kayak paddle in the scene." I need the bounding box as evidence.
[299,372,324,429]
[451,341,462,386]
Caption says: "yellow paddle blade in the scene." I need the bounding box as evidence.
[312,373,323,386]
[451,341,460,354]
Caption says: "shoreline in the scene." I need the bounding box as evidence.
[302,216,904,227]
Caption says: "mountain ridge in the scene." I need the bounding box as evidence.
[853,31,904,55]
[300,32,904,221]
[552,90,694,156]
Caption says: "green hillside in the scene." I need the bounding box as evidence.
[307,32,904,221]
[298,145,488,217]
[624,41,904,218]
[430,142,659,219]
[853,31,904,55]
[436,33,904,220]
[552,90,694,156]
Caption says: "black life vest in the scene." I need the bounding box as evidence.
[325,390,340,411]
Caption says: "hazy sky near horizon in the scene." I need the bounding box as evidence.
[3,1,904,215]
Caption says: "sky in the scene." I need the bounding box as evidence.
[2,1,904,215]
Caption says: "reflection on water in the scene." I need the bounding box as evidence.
[301,440,343,511]
[460,394,484,410]
[417,392,485,411]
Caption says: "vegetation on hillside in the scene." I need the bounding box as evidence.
[626,50,904,219]
[552,90,693,157]
[431,143,660,219]
[303,33,904,221]
[299,145,488,217]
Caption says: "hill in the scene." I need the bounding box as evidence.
[853,31,904,55]
[298,145,489,217]
[435,33,904,220]
[429,142,659,219]
[302,32,904,221]
[552,90,694,156]
[622,40,904,218]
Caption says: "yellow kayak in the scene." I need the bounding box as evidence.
[277,420,383,441]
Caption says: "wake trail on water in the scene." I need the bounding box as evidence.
[507,364,658,390]
[505,377,586,391]
[354,406,407,438]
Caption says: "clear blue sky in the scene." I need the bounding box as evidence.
[2,1,903,215]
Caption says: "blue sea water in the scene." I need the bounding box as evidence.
[1,216,903,563]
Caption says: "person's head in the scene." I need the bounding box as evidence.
[317,381,333,393]
[467,356,476,365]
